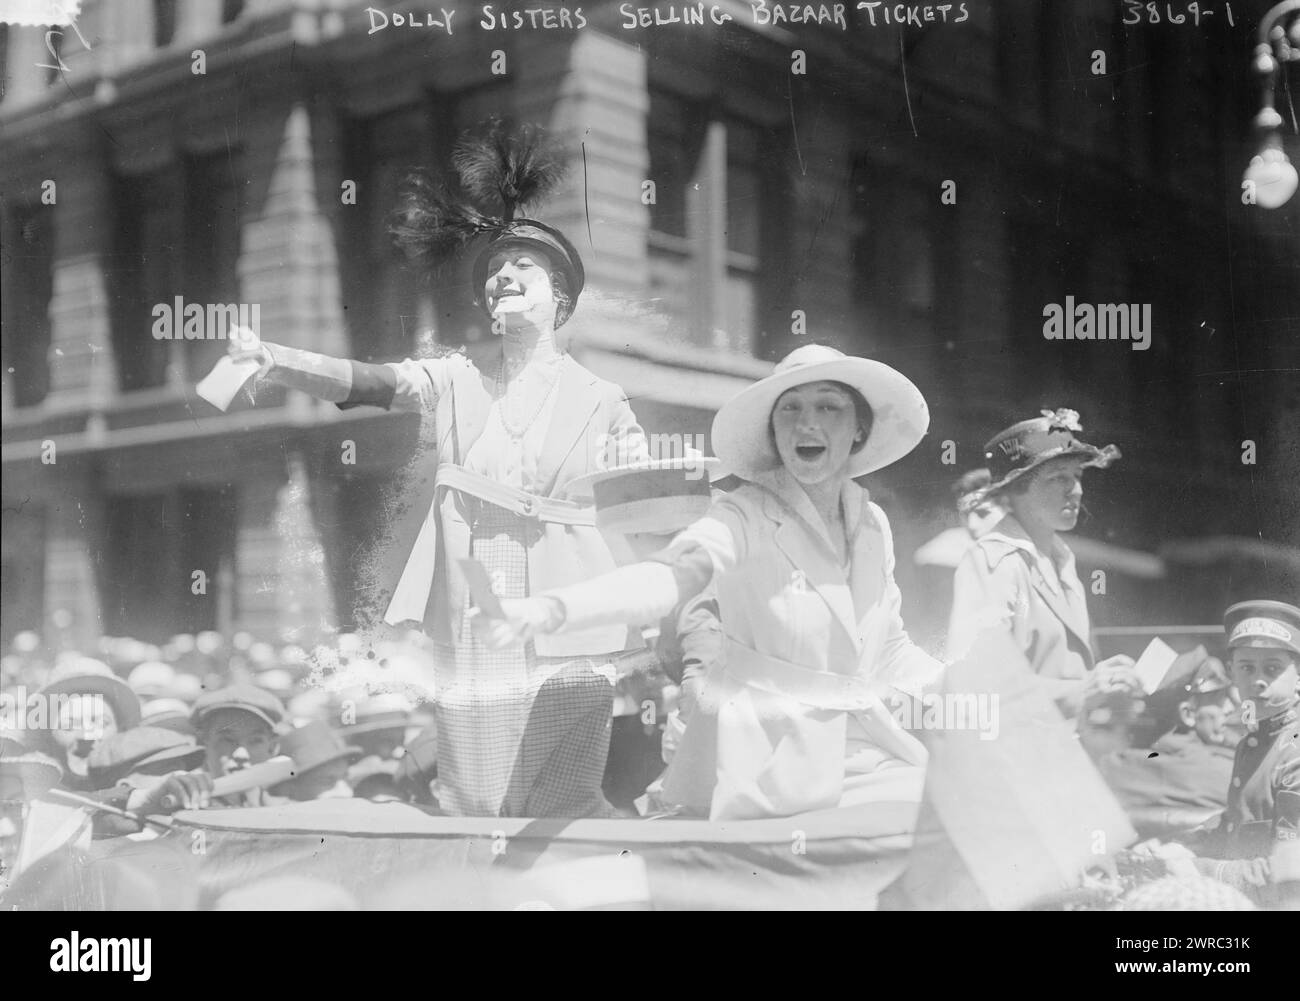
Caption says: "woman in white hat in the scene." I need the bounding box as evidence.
[481,344,943,824]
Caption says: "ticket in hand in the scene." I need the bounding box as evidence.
[458,558,506,619]
[1133,637,1178,695]
[196,355,262,411]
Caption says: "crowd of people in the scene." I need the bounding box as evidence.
[3,121,1295,909]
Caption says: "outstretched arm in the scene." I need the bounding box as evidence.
[477,508,740,649]
[476,562,683,649]
[228,326,428,410]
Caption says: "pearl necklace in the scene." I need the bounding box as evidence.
[496,358,561,439]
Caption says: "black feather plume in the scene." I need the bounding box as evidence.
[386,120,569,267]
[387,168,499,265]
[451,118,568,222]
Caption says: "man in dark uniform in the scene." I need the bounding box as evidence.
[1189,600,1300,901]
[1096,649,1236,839]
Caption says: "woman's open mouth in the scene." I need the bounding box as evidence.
[795,444,826,461]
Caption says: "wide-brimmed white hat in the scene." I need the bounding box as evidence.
[711,344,929,479]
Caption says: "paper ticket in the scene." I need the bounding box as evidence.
[196,355,262,412]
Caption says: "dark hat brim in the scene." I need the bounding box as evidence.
[1223,600,1300,656]
[279,746,364,781]
[191,702,281,730]
[0,752,63,799]
[336,717,412,737]
[89,744,207,788]
[34,674,142,731]
[980,442,1119,498]
[471,221,585,325]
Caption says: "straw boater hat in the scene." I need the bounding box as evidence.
[86,727,206,788]
[711,344,930,481]
[979,408,1120,497]
[276,721,362,777]
[0,737,63,800]
[34,658,141,732]
[139,698,196,736]
[126,661,176,700]
[338,692,415,737]
[568,453,724,535]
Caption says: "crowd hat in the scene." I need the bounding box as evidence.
[139,698,196,736]
[191,684,286,731]
[254,668,296,701]
[711,344,929,481]
[86,727,206,789]
[953,469,995,515]
[169,673,203,704]
[34,658,141,732]
[980,409,1120,496]
[1224,600,1300,658]
[127,661,177,700]
[568,453,723,535]
[339,693,414,737]
[288,690,332,726]
[277,721,362,776]
[1145,647,1232,721]
[0,738,63,800]
[1118,875,1256,911]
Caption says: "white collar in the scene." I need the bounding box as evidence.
[755,467,866,557]
[981,515,1078,593]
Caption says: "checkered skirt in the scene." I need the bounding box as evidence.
[434,501,615,818]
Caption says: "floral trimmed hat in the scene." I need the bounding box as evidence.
[980,409,1120,496]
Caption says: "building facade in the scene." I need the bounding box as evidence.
[2,0,1296,650]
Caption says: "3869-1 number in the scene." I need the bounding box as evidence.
[1120,1,1235,26]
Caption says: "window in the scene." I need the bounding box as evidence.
[647,90,784,355]
[154,0,177,47]
[1,204,54,407]
[342,105,436,362]
[109,156,245,391]
[102,487,236,640]
[851,156,957,361]
[0,503,46,645]
[183,150,244,381]
[109,171,175,391]
[995,1,1046,128]
[0,25,9,102]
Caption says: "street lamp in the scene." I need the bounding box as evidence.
[1243,1,1300,209]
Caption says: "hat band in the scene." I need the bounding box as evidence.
[1229,617,1294,646]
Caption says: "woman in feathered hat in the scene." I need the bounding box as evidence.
[224,121,648,819]
[478,345,944,838]
[947,409,1141,717]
